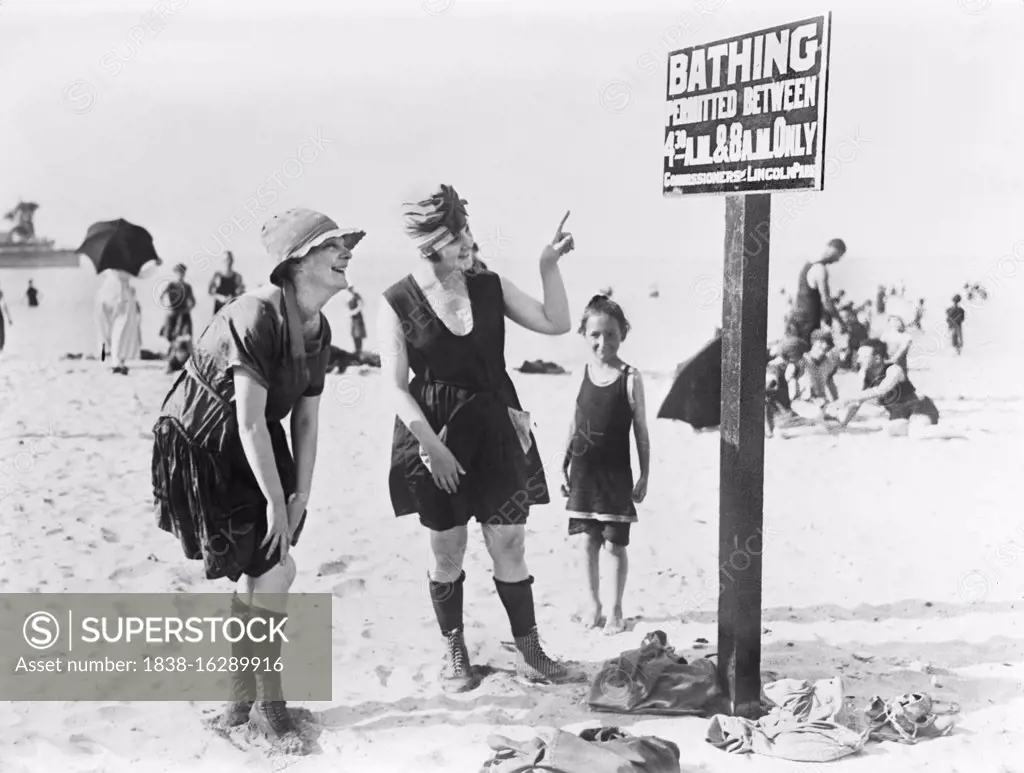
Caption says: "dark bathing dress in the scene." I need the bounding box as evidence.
[787,262,823,345]
[212,272,244,314]
[151,295,331,581]
[565,364,637,544]
[384,269,550,530]
[161,280,195,342]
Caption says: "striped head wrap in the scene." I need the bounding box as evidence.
[403,184,469,255]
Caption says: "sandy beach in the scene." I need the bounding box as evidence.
[3,2,1024,770]
[1,335,1022,772]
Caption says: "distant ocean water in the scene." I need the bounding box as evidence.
[1,260,1019,382]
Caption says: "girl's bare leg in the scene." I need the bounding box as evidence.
[604,543,628,634]
[578,533,603,627]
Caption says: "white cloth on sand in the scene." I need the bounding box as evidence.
[707,676,867,762]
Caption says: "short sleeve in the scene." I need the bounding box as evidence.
[302,316,333,397]
[218,297,280,389]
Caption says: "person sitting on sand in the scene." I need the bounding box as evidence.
[881,314,913,374]
[826,339,940,431]
[379,185,583,691]
[835,304,868,370]
[151,208,364,746]
[765,336,807,436]
[792,329,840,409]
[562,294,650,635]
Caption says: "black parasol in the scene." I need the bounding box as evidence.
[77,219,161,276]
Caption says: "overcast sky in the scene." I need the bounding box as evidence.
[2,0,1022,312]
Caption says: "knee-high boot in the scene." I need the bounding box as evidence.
[429,570,478,692]
[249,605,299,738]
[494,576,584,683]
[223,593,256,726]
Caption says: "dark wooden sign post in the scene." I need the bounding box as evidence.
[663,14,832,717]
[718,193,771,717]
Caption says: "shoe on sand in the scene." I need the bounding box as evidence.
[441,628,480,693]
[514,627,587,684]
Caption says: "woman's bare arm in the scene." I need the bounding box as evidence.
[500,262,571,336]
[377,300,445,453]
[290,394,320,500]
[500,211,574,336]
[234,368,287,511]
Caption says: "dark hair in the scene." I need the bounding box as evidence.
[270,256,303,287]
[810,329,834,348]
[827,238,847,253]
[779,336,809,362]
[403,184,469,262]
[577,294,630,339]
[859,338,888,358]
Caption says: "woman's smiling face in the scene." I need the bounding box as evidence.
[433,228,474,274]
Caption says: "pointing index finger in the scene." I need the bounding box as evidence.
[556,211,571,234]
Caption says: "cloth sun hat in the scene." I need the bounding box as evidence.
[261,207,365,284]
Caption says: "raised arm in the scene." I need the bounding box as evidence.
[500,272,570,336]
[500,211,576,336]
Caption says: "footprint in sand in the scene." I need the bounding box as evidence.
[331,578,366,598]
[317,557,351,577]
[96,705,137,722]
[63,733,105,756]
[108,562,152,582]
[100,527,119,544]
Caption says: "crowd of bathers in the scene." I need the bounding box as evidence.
[763,239,968,436]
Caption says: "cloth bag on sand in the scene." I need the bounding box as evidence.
[706,676,866,763]
[588,631,721,716]
[479,727,682,773]
[763,677,848,724]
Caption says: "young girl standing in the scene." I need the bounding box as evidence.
[562,295,650,634]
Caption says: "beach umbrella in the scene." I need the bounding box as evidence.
[77,219,161,276]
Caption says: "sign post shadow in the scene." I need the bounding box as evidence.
[663,13,832,717]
